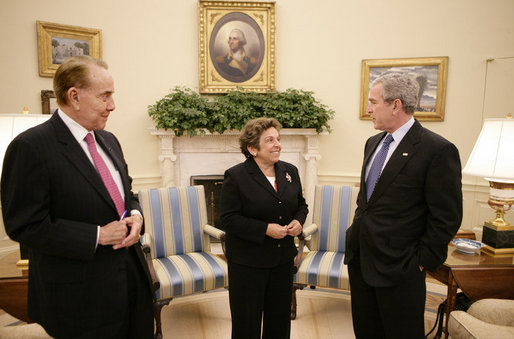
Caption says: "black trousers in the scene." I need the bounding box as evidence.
[228,260,294,339]
[348,261,426,339]
[117,247,154,339]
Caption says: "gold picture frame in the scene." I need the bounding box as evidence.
[199,1,275,93]
[360,57,448,121]
[41,90,56,114]
[37,21,102,77]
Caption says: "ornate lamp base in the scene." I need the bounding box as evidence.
[481,181,514,256]
[481,222,514,256]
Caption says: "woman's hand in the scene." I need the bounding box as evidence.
[266,223,288,239]
[286,219,302,237]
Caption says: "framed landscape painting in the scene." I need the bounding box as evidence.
[37,21,102,77]
[360,57,448,121]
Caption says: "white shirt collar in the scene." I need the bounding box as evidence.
[57,109,92,143]
[390,116,415,145]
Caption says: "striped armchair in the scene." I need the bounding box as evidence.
[292,185,359,319]
[138,186,228,338]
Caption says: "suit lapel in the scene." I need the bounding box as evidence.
[274,162,288,198]
[245,157,280,198]
[51,113,117,211]
[368,120,422,203]
[364,132,387,167]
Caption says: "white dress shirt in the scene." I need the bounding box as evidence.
[365,117,415,181]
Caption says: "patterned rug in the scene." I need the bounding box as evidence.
[0,281,445,339]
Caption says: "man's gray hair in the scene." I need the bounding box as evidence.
[230,29,247,45]
[371,73,419,114]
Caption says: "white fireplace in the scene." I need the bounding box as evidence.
[151,128,326,222]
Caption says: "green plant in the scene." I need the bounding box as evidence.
[148,87,212,136]
[148,86,334,136]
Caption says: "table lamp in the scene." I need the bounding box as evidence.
[0,113,51,174]
[462,114,514,256]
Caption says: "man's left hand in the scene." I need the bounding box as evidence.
[114,214,143,250]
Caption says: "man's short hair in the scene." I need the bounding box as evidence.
[371,73,419,114]
[53,55,108,106]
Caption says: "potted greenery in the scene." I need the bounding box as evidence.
[148,87,334,136]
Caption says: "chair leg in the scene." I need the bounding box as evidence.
[291,283,306,320]
[154,298,172,339]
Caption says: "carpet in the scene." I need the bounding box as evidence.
[0,282,445,339]
[158,284,443,339]
[0,312,50,338]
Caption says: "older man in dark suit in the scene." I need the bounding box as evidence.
[1,56,153,338]
[344,73,463,338]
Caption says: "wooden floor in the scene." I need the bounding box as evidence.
[0,250,445,338]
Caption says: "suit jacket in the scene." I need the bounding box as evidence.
[1,112,150,338]
[344,120,462,287]
[220,157,308,268]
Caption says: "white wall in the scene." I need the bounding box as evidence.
[1,0,513,251]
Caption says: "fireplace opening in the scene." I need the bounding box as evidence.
[190,175,224,231]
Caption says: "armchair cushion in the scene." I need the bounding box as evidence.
[153,252,228,299]
[294,251,349,289]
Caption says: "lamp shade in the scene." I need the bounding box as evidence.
[0,114,50,176]
[463,117,514,183]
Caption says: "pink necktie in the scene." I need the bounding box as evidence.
[84,133,125,217]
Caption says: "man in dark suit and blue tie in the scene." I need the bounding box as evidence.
[344,73,463,338]
[1,56,154,338]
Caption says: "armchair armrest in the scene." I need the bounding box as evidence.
[140,232,153,247]
[449,310,514,338]
[294,224,319,272]
[468,299,514,327]
[141,243,160,294]
[204,224,226,257]
[302,224,318,238]
[204,224,225,239]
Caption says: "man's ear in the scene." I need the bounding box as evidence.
[68,87,80,109]
[393,98,403,112]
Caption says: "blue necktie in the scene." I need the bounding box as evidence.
[366,134,394,201]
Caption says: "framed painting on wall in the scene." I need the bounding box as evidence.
[37,21,102,77]
[199,1,275,93]
[360,57,448,121]
[41,90,57,114]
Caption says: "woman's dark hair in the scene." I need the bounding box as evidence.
[239,117,281,158]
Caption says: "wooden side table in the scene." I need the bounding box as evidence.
[0,251,29,322]
[428,245,514,338]
[453,229,476,240]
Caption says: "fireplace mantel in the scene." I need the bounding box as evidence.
[151,128,327,221]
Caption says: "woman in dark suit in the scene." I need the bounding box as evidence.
[220,117,308,339]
